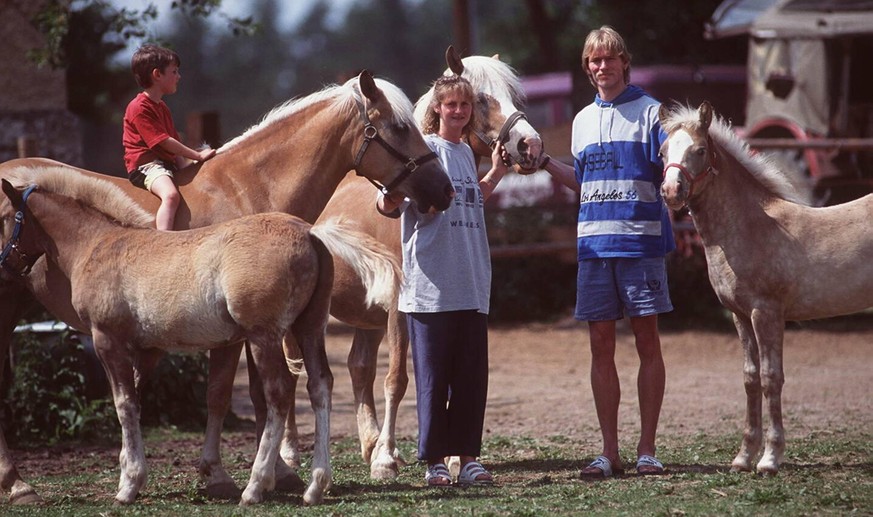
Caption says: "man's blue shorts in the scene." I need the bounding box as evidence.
[575,257,673,321]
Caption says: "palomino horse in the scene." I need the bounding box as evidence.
[0,71,451,504]
[0,167,399,505]
[658,101,873,474]
[272,48,542,479]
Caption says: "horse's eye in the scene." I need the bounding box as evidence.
[696,147,707,156]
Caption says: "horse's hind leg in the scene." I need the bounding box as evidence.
[0,288,41,504]
[750,309,785,474]
[730,313,763,473]
[199,343,244,499]
[370,308,409,479]
[240,337,292,506]
[297,326,333,505]
[91,328,148,504]
[277,335,304,489]
[248,339,304,492]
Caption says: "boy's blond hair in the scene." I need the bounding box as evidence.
[582,26,632,87]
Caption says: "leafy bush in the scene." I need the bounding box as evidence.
[2,331,117,445]
[2,330,212,446]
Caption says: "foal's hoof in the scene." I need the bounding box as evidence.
[206,481,242,500]
[10,491,43,505]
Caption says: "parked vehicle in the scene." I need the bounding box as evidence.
[707,0,873,205]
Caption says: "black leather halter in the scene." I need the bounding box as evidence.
[471,110,528,166]
[352,91,438,195]
[0,184,39,277]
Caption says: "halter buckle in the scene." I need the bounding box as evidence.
[363,124,378,140]
[404,158,419,172]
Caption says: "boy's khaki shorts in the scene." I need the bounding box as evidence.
[129,160,175,192]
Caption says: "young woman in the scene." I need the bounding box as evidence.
[377,74,507,487]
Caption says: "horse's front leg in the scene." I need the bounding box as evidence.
[370,308,409,479]
[347,327,383,464]
[199,343,244,499]
[239,337,293,506]
[750,308,785,474]
[91,328,147,504]
[730,313,763,473]
[0,288,41,504]
[295,327,333,505]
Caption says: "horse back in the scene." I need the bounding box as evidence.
[702,194,873,321]
[71,213,321,349]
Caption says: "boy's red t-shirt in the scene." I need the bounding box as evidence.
[122,92,180,174]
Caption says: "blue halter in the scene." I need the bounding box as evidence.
[0,184,39,277]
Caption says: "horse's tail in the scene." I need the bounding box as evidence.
[309,217,400,310]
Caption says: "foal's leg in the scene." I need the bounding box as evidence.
[295,327,333,506]
[199,343,244,499]
[240,338,293,506]
[278,336,303,485]
[248,339,304,492]
[370,308,410,479]
[0,289,41,504]
[730,313,763,473]
[750,308,785,474]
[91,329,148,504]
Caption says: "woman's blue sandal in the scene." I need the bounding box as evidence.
[425,463,452,486]
[457,461,494,486]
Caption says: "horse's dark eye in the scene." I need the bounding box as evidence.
[696,148,707,156]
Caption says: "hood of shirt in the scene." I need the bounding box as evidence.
[591,85,647,146]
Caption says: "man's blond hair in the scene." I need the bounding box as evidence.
[582,25,631,87]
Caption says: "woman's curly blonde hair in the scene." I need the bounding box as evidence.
[420,74,478,137]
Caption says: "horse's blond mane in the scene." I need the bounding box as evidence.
[663,105,806,204]
[220,77,417,152]
[456,56,526,106]
[5,166,153,227]
[414,54,526,124]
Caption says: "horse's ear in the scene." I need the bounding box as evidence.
[658,103,671,125]
[699,101,713,130]
[491,53,500,60]
[446,46,464,75]
[1,179,20,204]
[358,70,381,102]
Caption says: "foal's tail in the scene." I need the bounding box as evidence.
[309,218,400,310]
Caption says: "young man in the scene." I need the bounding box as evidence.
[123,44,216,230]
[538,26,674,477]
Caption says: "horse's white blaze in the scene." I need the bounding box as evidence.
[661,129,694,206]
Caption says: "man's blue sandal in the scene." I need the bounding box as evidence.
[636,455,665,475]
[580,456,624,478]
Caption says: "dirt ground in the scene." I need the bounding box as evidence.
[232,317,873,446]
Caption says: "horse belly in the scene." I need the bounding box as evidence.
[131,302,241,352]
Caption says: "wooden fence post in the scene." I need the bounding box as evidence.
[186,111,221,150]
[17,136,38,158]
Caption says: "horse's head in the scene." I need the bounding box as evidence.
[0,179,43,279]
[417,47,544,173]
[351,71,454,213]
[659,101,718,210]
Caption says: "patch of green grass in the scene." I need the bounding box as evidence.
[3,428,871,516]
